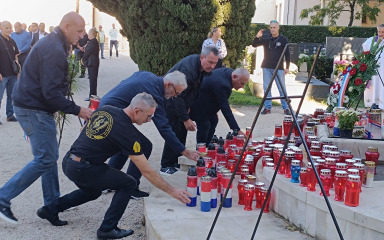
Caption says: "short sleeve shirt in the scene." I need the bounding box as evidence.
[70,105,143,164]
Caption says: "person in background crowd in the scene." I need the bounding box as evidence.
[21,23,27,31]
[37,93,191,239]
[202,27,227,68]
[97,25,105,59]
[49,26,54,33]
[362,24,384,109]
[82,28,100,101]
[189,68,249,146]
[11,22,31,67]
[252,20,290,115]
[160,46,219,175]
[0,12,92,225]
[30,22,39,47]
[38,22,48,40]
[75,33,88,78]
[109,23,119,59]
[0,21,19,125]
[100,70,199,197]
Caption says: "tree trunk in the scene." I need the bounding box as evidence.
[348,0,356,27]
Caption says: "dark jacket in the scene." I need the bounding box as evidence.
[82,38,99,67]
[99,71,186,154]
[165,54,209,122]
[252,34,290,70]
[31,31,39,47]
[0,34,19,77]
[189,68,240,130]
[12,27,81,115]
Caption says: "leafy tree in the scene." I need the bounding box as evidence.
[300,0,384,27]
[89,0,255,75]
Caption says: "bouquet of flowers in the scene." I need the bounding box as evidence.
[333,59,348,75]
[336,109,360,130]
[327,35,384,111]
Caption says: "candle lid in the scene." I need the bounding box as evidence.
[308,136,318,141]
[201,175,212,182]
[322,140,333,145]
[367,146,378,152]
[245,158,253,164]
[275,124,282,127]
[322,145,331,151]
[316,159,325,164]
[335,170,347,177]
[241,168,250,173]
[306,130,315,136]
[223,172,233,178]
[255,182,265,188]
[265,158,274,163]
[300,167,307,173]
[245,184,255,190]
[371,109,382,113]
[241,165,249,170]
[347,169,359,175]
[238,179,248,185]
[237,134,245,139]
[320,169,331,175]
[228,159,236,164]
[365,161,376,167]
[307,122,316,127]
[292,160,301,166]
[352,158,362,163]
[336,163,347,170]
[246,175,256,181]
[311,141,321,147]
[266,162,274,168]
[218,161,227,167]
[345,159,356,165]
[285,151,295,157]
[260,187,269,193]
[329,151,340,157]
[340,150,352,154]
[325,158,336,164]
[311,146,321,151]
[353,163,365,170]
[312,156,321,161]
[329,146,339,151]
[203,156,212,162]
[348,174,360,181]
[294,148,303,154]
[264,147,273,153]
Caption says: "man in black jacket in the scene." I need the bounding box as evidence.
[0,12,93,225]
[160,46,219,175]
[189,68,249,146]
[82,28,99,100]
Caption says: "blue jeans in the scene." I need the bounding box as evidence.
[262,68,288,110]
[195,115,218,146]
[0,75,17,118]
[100,42,104,58]
[51,152,136,231]
[0,106,60,211]
[110,40,118,57]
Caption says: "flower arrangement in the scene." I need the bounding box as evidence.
[336,109,360,130]
[326,35,384,111]
[333,59,348,75]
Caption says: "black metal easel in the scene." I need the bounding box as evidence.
[207,46,344,240]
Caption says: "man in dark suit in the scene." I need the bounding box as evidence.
[82,28,99,101]
[30,22,39,47]
[189,67,249,146]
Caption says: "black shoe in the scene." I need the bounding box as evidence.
[0,205,18,224]
[174,163,181,170]
[284,109,290,115]
[130,189,149,199]
[36,206,68,226]
[101,57,105,59]
[6,116,17,122]
[85,98,90,101]
[97,227,134,239]
[261,108,271,115]
[79,74,85,78]
[159,167,178,176]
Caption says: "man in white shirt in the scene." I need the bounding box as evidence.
[109,23,119,59]
[362,24,384,109]
[38,22,48,40]
[97,25,105,59]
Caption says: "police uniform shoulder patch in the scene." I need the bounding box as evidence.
[86,111,113,140]
[133,141,141,153]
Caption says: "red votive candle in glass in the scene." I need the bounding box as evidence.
[320,169,332,196]
[324,158,336,187]
[300,167,308,187]
[225,132,234,149]
[260,187,271,213]
[246,175,257,186]
[353,163,365,192]
[245,155,255,175]
[197,143,206,153]
[227,159,236,173]
[345,174,361,207]
[294,148,304,166]
[307,163,319,192]
[277,152,286,175]
[345,159,356,170]
[336,163,347,171]
[255,182,265,206]
[283,117,293,137]
[316,159,325,172]
[246,127,253,139]
[285,151,295,178]
[352,157,362,164]
[207,143,216,160]
[237,179,248,205]
[310,145,322,159]
[241,167,249,180]
[89,95,100,110]
[340,150,353,163]
[329,151,341,163]
[244,184,255,211]
[236,135,245,148]
[334,170,348,202]
[274,124,283,137]
[203,157,213,169]
[365,146,380,174]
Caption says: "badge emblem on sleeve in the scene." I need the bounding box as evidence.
[133,141,141,153]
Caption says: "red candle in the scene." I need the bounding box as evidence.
[275,124,283,137]
[260,187,271,213]
[244,184,255,211]
[203,157,213,169]
[254,182,265,206]
[320,169,332,196]
[237,179,248,205]
[227,159,236,173]
[345,175,361,207]
[294,148,303,166]
[365,147,380,174]
[334,170,348,202]
[89,95,100,110]
[345,159,356,170]
[336,163,347,171]
[353,163,365,192]
[300,167,308,187]
[241,167,249,180]
[325,158,336,187]
[236,135,245,148]
[307,163,318,192]
[283,118,293,137]
[340,150,353,163]
[284,151,295,178]
[244,156,254,175]
[197,143,206,153]
[246,127,253,139]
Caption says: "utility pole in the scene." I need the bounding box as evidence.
[76,0,80,13]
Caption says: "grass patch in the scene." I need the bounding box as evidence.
[229,84,280,106]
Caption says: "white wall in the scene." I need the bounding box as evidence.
[252,0,277,23]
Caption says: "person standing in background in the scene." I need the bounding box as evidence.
[11,22,31,67]
[21,23,27,31]
[83,28,100,101]
[97,25,105,59]
[30,22,39,47]
[109,23,119,59]
[38,23,48,40]
[202,27,227,68]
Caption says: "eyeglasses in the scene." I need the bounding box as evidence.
[270,20,279,24]
[138,109,154,121]
[171,84,182,96]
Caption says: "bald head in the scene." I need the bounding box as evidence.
[59,11,86,45]
[14,22,23,33]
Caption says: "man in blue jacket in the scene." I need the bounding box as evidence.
[99,70,200,198]
[160,46,219,175]
[0,12,93,225]
[10,22,31,67]
[189,68,249,145]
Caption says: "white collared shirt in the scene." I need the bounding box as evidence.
[109,28,118,41]
[202,38,227,59]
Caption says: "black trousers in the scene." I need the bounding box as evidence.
[160,117,187,168]
[18,52,28,68]
[88,66,99,98]
[108,130,152,187]
[49,152,137,232]
[195,114,218,146]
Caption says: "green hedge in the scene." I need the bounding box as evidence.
[248,23,377,44]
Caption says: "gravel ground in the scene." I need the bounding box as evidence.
[0,50,326,240]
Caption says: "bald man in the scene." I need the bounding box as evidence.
[10,22,32,67]
[0,12,93,225]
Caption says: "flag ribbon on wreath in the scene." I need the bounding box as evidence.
[338,69,351,107]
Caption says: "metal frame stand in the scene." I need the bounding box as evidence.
[207,46,344,240]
